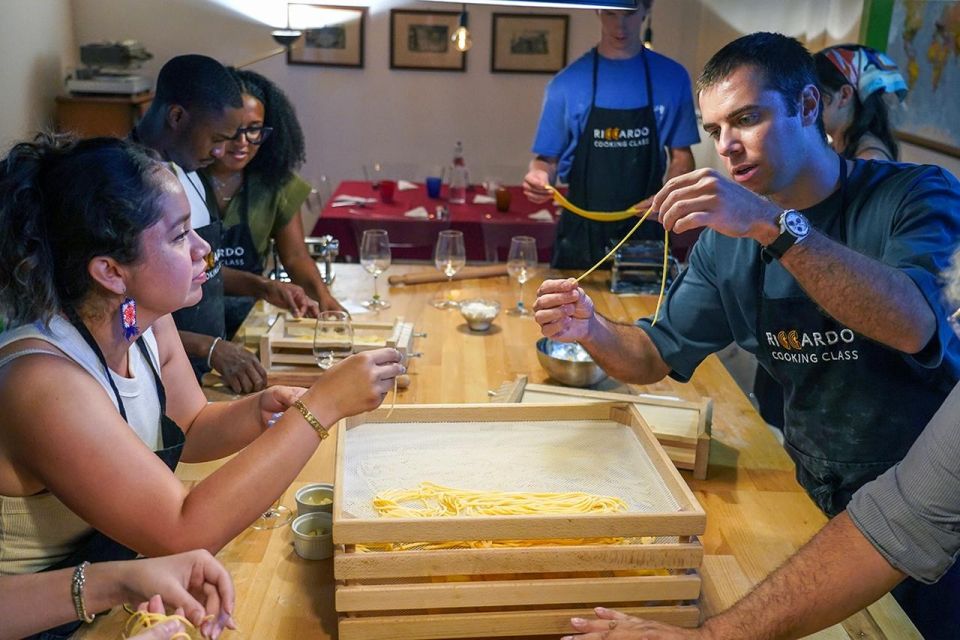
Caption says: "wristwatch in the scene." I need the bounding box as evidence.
[762,209,810,262]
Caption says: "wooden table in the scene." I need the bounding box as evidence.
[74,263,919,640]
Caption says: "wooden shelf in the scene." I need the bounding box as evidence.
[55,91,153,138]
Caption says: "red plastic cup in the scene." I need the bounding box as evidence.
[380,180,396,204]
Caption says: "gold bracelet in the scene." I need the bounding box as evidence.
[293,399,329,440]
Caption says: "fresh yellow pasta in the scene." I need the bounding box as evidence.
[548,186,669,325]
[356,482,655,552]
[123,610,209,640]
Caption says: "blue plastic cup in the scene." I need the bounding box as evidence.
[426,176,442,199]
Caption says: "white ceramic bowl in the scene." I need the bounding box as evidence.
[459,299,501,332]
[295,482,334,516]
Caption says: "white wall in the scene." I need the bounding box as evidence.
[57,0,960,183]
[0,0,76,150]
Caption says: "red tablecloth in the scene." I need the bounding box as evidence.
[310,181,558,262]
[310,180,700,263]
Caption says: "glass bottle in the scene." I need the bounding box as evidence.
[448,141,468,205]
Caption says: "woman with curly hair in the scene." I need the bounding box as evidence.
[202,68,343,338]
[814,44,907,161]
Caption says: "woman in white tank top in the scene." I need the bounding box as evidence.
[0,135,404,636]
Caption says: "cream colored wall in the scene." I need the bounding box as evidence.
[0,0,76,150]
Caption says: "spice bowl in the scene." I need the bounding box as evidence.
[295,482,334,515]
[459,299,501,332]
[292,512,333,560]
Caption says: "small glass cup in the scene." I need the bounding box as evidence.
[379,179,397,203]
[313,310,353,370]
[495,187,512,212]
[425,176,443,198]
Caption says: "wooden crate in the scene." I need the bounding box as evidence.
[332,403,706,640]
[258,313,417,386]
[491,376,712,480]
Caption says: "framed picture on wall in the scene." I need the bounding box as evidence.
[390,9,466,72]
[287,4,365,68]
[491,13,569,74]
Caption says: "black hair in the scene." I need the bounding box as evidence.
[0,134,167,326]
[814,49,899,160]
[229,68,306,188]
[154,54,243,115]
[697,32,825,136]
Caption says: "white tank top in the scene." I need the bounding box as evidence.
[0,316,163,574]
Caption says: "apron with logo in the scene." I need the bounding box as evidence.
[551,48,664,270]
[29,317,185,640]
[211,177,264,338]
[755,158,954,516]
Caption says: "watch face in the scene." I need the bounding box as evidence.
[784,211,810,236]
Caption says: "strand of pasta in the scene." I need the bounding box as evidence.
[383,375,399,420]
[123,610,209,640]
[548,187,668,325]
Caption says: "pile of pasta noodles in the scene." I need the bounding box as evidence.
[357,482,654,552]
[123,610,207,640]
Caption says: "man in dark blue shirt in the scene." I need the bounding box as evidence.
[535,32,960,638]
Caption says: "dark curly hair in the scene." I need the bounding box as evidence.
[0,134,167,326]
[229,68,306,188]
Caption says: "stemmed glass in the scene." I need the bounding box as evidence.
[506,236,538,316]
[432,230,466,309]
[313,310,354,370]
[360,229,391,310]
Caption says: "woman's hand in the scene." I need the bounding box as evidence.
[307,348,405,420]
[118,550,236,639]
[257,385,307,428]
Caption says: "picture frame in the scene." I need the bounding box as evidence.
[491,13,569,74]
[287,4,365,68]
[390,9,466,72]
[866,0,960,158]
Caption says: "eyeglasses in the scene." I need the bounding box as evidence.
[230,126,274,145]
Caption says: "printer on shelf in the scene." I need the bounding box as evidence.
[66,41,153,95]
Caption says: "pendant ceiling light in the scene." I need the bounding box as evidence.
[451,4,473,52]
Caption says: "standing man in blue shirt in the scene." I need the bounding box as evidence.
[523,1,700,269]
[534,32,960,637]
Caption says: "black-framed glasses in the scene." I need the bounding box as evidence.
[231,126,274,145]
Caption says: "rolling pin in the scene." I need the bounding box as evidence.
[388,264,508,286]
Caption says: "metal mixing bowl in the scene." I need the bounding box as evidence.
[535,338,608,387]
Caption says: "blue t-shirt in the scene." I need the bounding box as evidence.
[531,48,701,181]
[639,161,960,382]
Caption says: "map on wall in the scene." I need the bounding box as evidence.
[886,0,960,156]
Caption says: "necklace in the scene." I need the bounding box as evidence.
[211,172,243,202]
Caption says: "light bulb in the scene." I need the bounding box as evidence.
[451,25,472,52]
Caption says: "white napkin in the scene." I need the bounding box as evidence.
[397,179,418,191]
[528,209,555,221]
[331,195,376,207]
[404,206,429,219]
[473,194,496,205]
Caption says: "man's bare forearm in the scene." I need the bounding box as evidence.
[779,230,936,354]
[222,266,268,298]
[702,512,905,640]
[580,314,671,384]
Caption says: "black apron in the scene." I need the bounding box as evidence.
[755,158,954,516]
[209,176,263,339]
[170,172,226,379]
[552,48,664,269]
[30,318,185,640]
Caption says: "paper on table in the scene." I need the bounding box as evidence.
[473,194,496,205]
[333,195,376,204]
[528,209,555,221]
[397,180,418,191]
[338,299,369,315]
[404,206,429,219]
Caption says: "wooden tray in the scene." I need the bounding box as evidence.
[332,403,705,640]
[490,376,711,480]
[258,314,417,386]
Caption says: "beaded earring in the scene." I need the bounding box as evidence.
[120,296,139,340]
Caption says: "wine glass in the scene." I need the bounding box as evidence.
[313,310,353,370]
[506,236,538,316]
[432,230,466,309]
[360,229,391,310]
